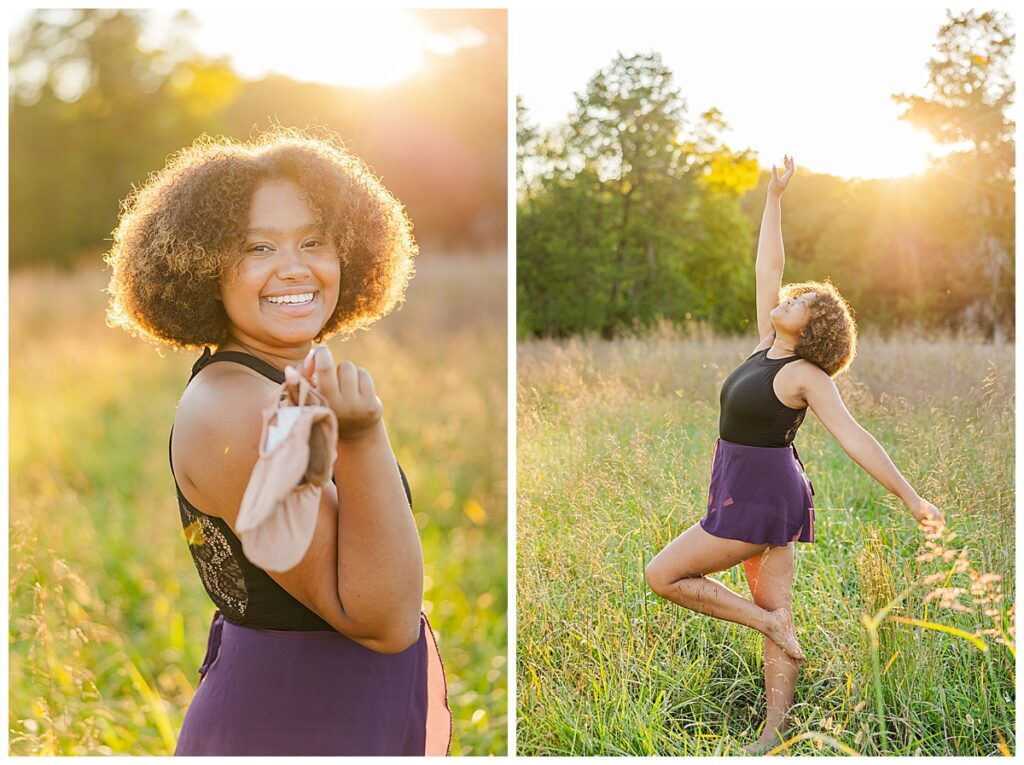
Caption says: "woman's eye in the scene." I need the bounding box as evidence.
[302,239,323,248]
[245,244,272,254]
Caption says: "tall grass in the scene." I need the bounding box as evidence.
[517,331,1014,755]
[9,254,508,755]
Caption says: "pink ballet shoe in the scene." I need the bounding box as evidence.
[237,378,338,572]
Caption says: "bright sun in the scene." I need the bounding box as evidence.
[187,9,436,89]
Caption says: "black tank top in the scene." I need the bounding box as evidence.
[719,348,807,447]
[169,348,412,631]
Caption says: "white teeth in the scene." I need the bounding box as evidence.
[266,293,314,305]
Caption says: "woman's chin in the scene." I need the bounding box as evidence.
[231,322,326,350]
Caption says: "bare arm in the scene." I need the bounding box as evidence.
[298,346,423,650]
[176,357,423,653]
[755,156,794,340]
[800,367,944,529]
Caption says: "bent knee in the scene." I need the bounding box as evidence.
[644,559,663,595]
[645,558,683,598]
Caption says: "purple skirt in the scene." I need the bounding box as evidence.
[700,438,815,546]
[174,611,451,756]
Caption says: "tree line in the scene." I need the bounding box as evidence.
[9,9,507,269]
[517,11,1014,339]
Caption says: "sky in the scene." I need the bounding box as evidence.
[513,4,1015,180]
[6,4,1015,178]
[167,8,486,89]
[9,8,486,90]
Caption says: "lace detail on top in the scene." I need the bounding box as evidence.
[177,491,248,622]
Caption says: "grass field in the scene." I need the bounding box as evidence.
[517,331,1014,756]
[9,254,508,755]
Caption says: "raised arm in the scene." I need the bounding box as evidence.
[289,345,424,648]
[755,155,795,340]
[800,367,945,531]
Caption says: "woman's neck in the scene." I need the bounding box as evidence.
[216,337,313,372]
[768,332,797,358]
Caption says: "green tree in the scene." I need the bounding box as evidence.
[9,9,239,269]
[894,9,1015,340]
[516,95,540,200]
[518,53,757,337]
[10,9,508,267]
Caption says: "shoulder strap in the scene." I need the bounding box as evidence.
[172,348,284,483]
[189,347,286,384]
[174,348,414,507]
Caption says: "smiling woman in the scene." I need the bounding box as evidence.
[103,127,451,756]
[106,128,414,349]
[222,181,342,349]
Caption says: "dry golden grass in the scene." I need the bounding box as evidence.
[517,329,1014,755]
[9,253,507,755]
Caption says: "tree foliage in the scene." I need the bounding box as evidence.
[9,10,228,269]
[519,12,1015,338]
[518,53,757,337]
[9,9,507,269]
[893,9,1015,340]
[736,9,1014,339]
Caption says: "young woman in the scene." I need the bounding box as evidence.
[644,156,943,754]
[105,128,451,755]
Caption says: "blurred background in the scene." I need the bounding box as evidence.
[9,8,507,756]
[517,8,1014,340]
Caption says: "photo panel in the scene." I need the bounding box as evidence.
[516,6,1014,756]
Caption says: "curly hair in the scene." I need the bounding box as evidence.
[779,280,858,377]
[104,126,416,348]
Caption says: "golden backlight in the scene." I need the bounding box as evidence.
[188,8,463,89]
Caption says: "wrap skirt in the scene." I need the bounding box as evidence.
[174,611,451,756]
[700,438,815,546]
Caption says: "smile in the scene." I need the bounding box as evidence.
[264,292,315,305]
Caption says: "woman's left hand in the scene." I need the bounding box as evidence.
[907,496,945,533]
[767,155,795,198]
[289,345,383,440]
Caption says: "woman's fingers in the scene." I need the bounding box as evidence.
[302,345,382,436]
[336,360,359,397]
[313,344,339,400]
[283,364,301,404]
[300,347,317,384]
[915,499,946,535]
[356,367,375,398]
[784,156,795,180]
[358,368,384,422]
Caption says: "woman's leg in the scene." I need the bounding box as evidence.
[740,543,801,754]
[645,522,804,660]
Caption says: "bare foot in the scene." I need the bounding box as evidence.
[741,737,778,756]
[763,607,805,662]
[741,715,799,755]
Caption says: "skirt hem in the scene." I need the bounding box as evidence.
[700,516,815,546]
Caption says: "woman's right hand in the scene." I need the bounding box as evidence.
[286,344,383,441]
[768,154,795,198]
[907,496,945,534]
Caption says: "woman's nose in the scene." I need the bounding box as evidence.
[276,247,311,277]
